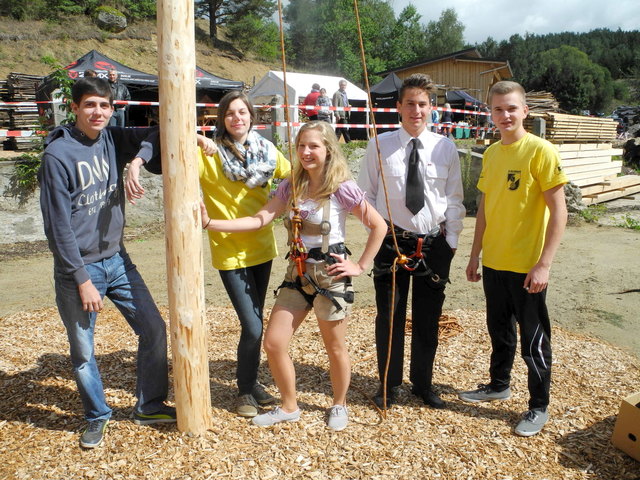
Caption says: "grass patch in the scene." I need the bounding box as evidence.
[578,204,607,223]
[616,214,640,230]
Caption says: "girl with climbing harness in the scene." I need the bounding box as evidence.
[201,121,386,430]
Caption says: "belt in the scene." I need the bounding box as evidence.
[386,223,441,240]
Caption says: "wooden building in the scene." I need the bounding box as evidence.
[377,48,512,105]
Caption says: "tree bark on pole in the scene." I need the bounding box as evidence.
[157,0,212,434]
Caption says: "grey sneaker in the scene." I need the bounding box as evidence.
[79,419,109,449]
[458,384,511,403]
[515,408,549,437]
[251,383,276,406]
[236,394,260,417]
[252,406,300,427]
[327,405,348,431]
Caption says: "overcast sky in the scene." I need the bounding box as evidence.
[389,0,640,44]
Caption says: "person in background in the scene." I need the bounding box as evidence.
[302,83,321,121]
[316,87,333,124]
[201,121,386,431]
[459,80,568,437]
[358,74,465,411]
[83,69,97,78]
[38,77,212,449]
[430,106,440,133]
[107,69,130,127]
[332,80,351,143]
[440,103,453,137]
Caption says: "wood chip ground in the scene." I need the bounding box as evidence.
[1,306,639,479]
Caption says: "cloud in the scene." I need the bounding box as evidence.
[389,0,640,44]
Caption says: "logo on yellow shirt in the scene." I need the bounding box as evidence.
[507,170,521,191]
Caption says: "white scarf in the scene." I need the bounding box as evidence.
[218,130,277,189]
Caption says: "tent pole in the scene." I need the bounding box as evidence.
[157,0,212,434]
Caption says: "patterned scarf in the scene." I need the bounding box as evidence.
[218,130,277,189]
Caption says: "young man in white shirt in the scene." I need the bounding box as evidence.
[358,74,465,410]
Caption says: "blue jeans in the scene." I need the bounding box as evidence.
[219,261,272,395]
[109,108,126,127]
[54,251,168,421]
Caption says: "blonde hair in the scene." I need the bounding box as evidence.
[291,121,351,206]
[488,81,526,106]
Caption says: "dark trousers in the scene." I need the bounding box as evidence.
[335,123,351,143]
[373,234,453,392]
[219,261,272,394]
[482,266,552,410]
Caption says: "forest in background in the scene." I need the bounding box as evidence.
[1,0,639,114]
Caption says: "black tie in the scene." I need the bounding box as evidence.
[405,138,424,215]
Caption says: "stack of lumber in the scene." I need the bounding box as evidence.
[525,91,559,113]
[0,80,8,100]
[525,112,617,143]
[7,73,43,101]
[1,73,43,150]
[580,175,640,205]
[557,143,640,204]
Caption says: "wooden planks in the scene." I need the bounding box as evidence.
[556,143,640,203]
[525,112,617,143]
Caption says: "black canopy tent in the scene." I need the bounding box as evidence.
[369,73,402,133]
[38,50,243,126]
[445,90,482,109]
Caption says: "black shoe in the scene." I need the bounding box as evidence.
[373,386,400,410]
[412,386,446,409]
[79,419,109,449]
[132,404,177,426]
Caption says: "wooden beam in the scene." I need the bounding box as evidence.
[157,0,212,434]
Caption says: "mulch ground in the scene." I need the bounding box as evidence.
[1,306,639,479]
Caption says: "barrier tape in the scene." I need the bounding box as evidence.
[2,122,495,137]
[1,100,490,117]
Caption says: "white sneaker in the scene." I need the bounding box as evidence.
[327,405,348,431]
[515,408,549,437]
[252,406,300,427]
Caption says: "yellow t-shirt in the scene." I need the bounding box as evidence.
[198,146,291,270]
[478,133,567,273]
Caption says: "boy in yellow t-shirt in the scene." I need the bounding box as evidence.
[458,81,568,437]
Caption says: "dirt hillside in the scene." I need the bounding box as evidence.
[0,17,275,86]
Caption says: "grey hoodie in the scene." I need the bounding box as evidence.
[38,124,159,285]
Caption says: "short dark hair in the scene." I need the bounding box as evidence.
[399,74,435,103]
[312,83,320,90]
[83,69,97,78]
[71,77,113,105]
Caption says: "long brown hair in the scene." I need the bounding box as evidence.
[214,90,256,161]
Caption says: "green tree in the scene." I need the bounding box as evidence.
[227,14,280,61]
[528,45,614,114]
[423,8,464,56]
[385,5,428,69]
[195,0,276,42]
[285,0,397,83]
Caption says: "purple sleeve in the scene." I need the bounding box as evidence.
[275,178,292,202]
[334,180,365,212]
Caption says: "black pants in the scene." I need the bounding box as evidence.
[482,266,552,410]
[335,124,351,143]
[373,234,453,392]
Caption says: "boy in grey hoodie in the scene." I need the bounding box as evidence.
[38,77,174,449]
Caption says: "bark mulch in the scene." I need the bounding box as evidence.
[1,306,638,479]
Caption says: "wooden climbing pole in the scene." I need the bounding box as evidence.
[157,0,212,434]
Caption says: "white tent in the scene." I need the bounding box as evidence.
[249,71,368,104]
[248,71,369,141]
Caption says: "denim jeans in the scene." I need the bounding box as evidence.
[109,108,126,127]
[219,261,272,395]
[54,251,168,421]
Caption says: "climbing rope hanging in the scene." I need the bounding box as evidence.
[352,0,412,418]
[276,0,307,276]
[275,0,409,420]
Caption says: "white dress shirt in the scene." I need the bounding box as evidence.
[357,126,465,248]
